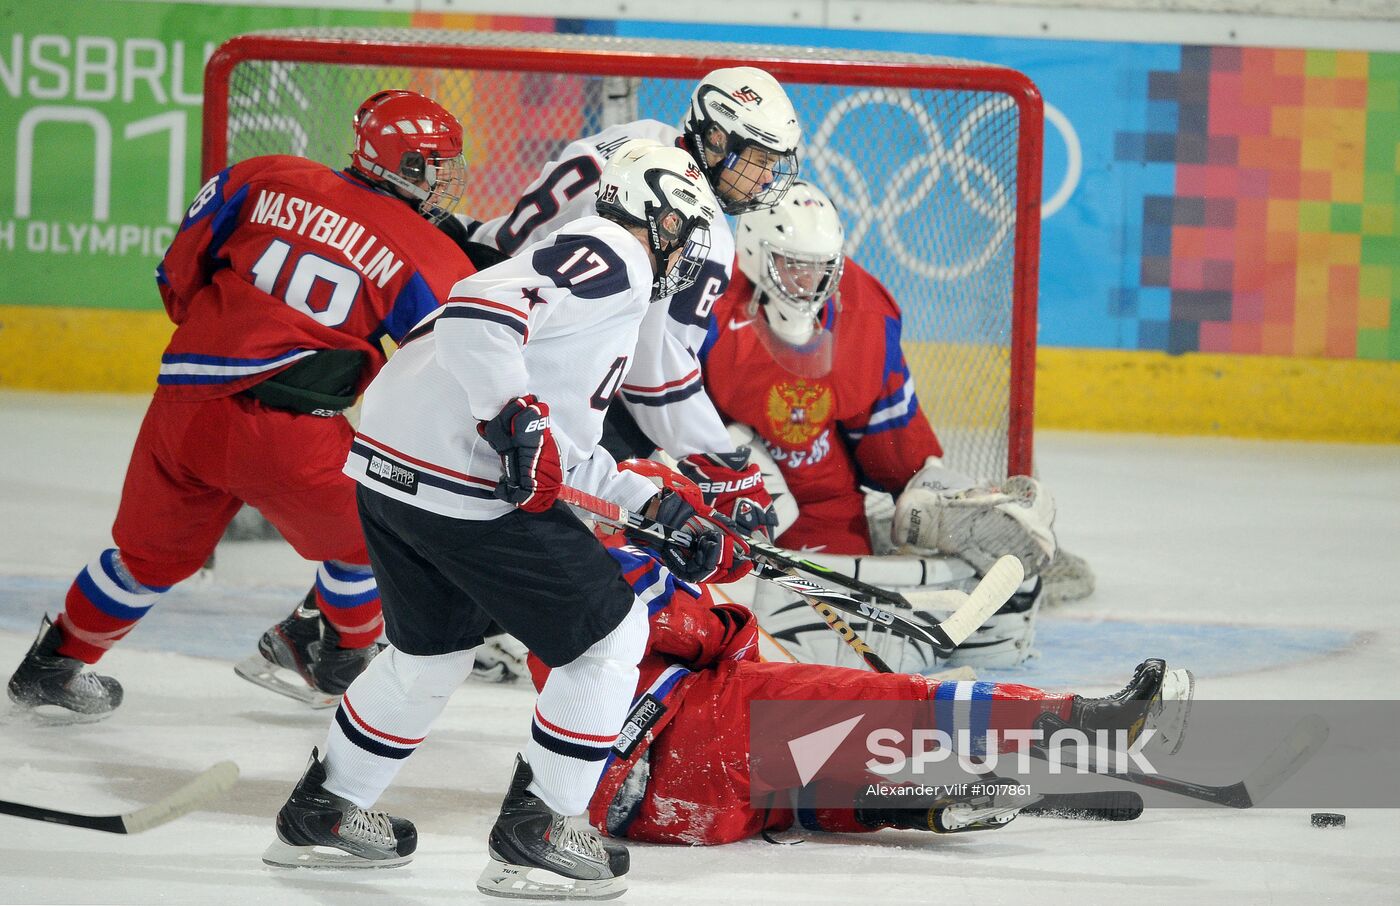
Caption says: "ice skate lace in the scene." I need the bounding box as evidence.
[66,673,108,697]
[341,807,396,847]
[550,815,608,863]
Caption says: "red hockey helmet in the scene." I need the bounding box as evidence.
[350,90,466,224]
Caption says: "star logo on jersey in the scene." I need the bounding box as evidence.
[767,380,833,445]
[521,287,547,308]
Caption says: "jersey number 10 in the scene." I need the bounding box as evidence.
[251,239,362,328]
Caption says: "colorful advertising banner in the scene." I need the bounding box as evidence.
[2,3,1396,438]
[616,20,1400,364]
[0,4,412,312]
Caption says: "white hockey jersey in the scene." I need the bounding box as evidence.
[468,120,735,457]
[346,215,663,521]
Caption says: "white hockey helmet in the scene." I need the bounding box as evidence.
[736,180,845,347]
[596,138,719,302]
[684,66,801,215]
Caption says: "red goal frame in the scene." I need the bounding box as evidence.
[202,32,1042,477]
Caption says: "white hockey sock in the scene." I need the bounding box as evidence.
[322,645,475,808]
[526,599,648,816]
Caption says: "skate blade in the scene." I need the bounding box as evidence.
[476,857,627,900]
[5,701,114,726]
[1151,667,1196,756]
[233,656,338,709]
[261,838,411,869]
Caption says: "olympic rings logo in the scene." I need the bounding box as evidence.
[802,89,1080,281]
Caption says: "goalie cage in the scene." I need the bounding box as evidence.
[202,27,1042,483]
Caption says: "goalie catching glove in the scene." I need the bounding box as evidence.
[477,395,562,513]
[892,459,1057,577]
[677,450,779,538]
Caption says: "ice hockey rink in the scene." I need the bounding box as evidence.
[1,390,1397,905]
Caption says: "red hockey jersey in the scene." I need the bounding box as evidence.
[700,261,941,553]
[154,155,471,400]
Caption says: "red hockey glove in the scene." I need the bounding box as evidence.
[677,450,778,539]
[651,600,760,667]
[477,395,562,513]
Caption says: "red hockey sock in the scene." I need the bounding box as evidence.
[313,561,383,648]
[56,549,169,663]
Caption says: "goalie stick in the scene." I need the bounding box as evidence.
[0,761,240,834]
[557,484,1019,657]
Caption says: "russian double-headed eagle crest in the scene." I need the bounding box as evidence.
[766,380,833,445]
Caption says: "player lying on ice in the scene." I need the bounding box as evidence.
[535,471,1194,844]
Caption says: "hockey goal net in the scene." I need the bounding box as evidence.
[204,28,1041,480]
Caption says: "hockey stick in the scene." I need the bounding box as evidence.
[1028,714,1329,809]
[558,484,1018,657]
[0,761,240,833]
[1020,790,1145,821]
[559,483,940,648]
[742,534,915,611]
[775,574,894,674]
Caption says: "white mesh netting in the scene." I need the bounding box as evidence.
[211,28,1038,480]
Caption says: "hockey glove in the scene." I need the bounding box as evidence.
[477,395,563,513]
[648,489,754,585]
[677,450,779,539]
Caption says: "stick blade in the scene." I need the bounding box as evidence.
[1239,715,1329,808]
[120,761,240,834]
[937,555,1025,649]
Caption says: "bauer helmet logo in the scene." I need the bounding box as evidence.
[733,86,763,104]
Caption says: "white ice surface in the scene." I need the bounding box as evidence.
[1,391,1397,905]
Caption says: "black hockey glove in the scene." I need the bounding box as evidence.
[648,488,753,585]
[477,395,562,513]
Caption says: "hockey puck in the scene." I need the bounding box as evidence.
[1311,812,1345,828]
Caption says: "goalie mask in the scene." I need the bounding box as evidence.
[735,180,844,375]
[596,139,718,302]
[350,90,466,225]
[684,67,801,216]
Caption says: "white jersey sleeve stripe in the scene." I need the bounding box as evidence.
[439,298,530,340]
[621,367,702,396]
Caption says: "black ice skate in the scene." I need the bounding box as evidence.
[1057,658,1195,755]
[262,748,416,869]
[234,593,379,708]
[7,615,123,722]
[477,755,629,900]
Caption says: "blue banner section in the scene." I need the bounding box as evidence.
[607,20,1179,349]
